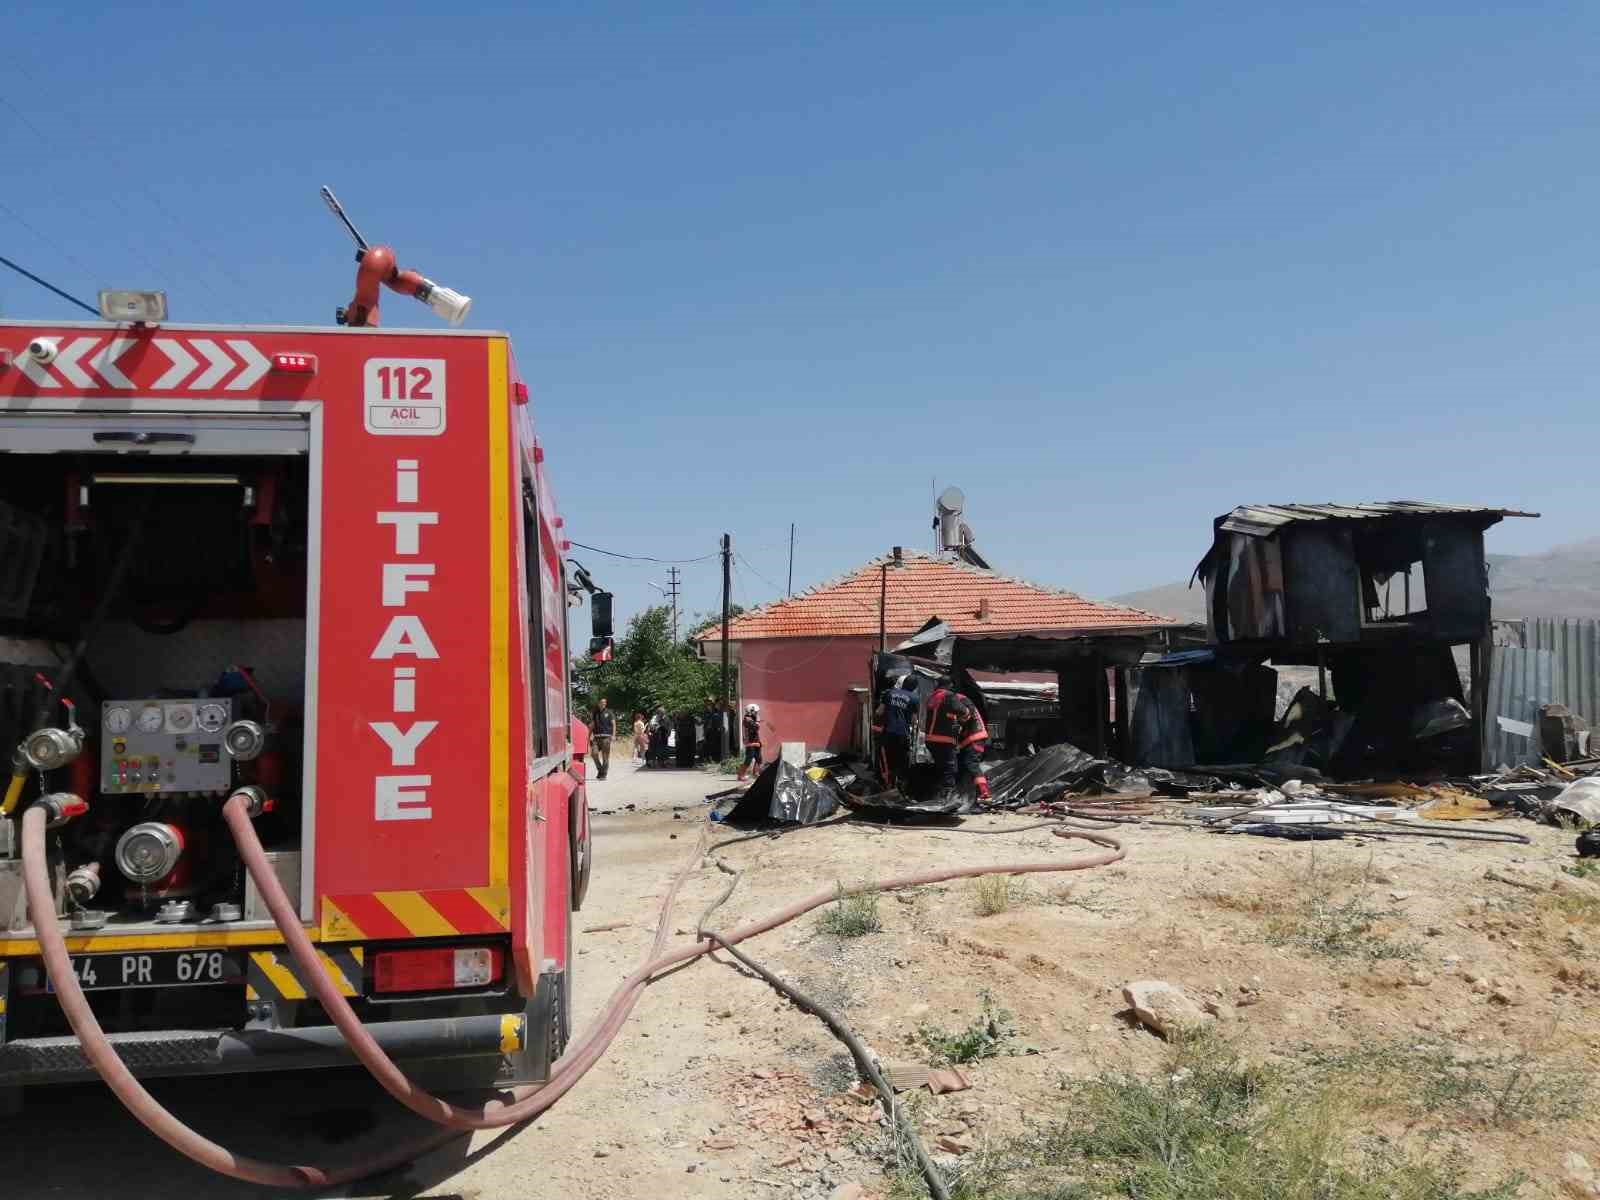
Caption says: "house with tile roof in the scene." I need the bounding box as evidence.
[694,550,1180,760]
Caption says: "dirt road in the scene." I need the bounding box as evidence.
[7,760,1598,1198]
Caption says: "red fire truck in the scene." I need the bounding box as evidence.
[0,304,595,1106]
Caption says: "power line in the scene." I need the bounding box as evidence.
[0,252,97,316]
[569,539,719,564]
[0,80,250,322]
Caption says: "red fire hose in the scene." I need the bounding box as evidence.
[22,799,1124,1187]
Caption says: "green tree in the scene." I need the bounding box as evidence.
[572,605,732,719]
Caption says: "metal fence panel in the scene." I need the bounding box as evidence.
[1485,618,1600,767]
[1486,646,1557,768]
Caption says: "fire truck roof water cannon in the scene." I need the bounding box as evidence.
[320,186,472,329]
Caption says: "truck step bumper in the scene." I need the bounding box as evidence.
[0,1013,524,1085]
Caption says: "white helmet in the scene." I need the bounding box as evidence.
[746,704,759,716]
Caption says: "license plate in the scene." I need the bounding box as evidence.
[47,950,242,992]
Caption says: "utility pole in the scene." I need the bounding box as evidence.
[665,566,680,644]
[720,533,732,747]
[787,523,795,597]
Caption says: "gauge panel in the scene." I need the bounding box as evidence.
[101,698,236,795]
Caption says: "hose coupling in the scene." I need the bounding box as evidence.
[23,725,85,771]
[39,792,89,828]
[228,785,274,819]
[66,861,102,903]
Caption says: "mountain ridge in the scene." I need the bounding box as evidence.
[1107,537,1600,624]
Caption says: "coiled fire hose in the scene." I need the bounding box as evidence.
[22,797,1125,1188]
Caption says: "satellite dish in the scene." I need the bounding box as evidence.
[935,486,967,551]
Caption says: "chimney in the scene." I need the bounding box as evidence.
[977,597,991,622]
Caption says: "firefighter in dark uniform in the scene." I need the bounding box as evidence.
[872,673,918,790]
[737,703,764,782]
[924,676,991,803]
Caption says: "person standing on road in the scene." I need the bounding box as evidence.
[648,706,670,768]
[737,703,765,782]
[589,698,616,780]
[632,712,648,760]
[924,676,990,803]
[872,673,918,791]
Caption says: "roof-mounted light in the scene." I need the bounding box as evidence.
[97,290,167,324]
[271,352,318,375]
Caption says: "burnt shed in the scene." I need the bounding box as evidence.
[1172,502,1539,777]
[1195,502,1534,648]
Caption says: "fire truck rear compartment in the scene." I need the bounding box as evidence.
[1,446,310,945]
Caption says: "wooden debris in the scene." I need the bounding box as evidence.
[881,1062,930,1092]
[926,1068,972,1095]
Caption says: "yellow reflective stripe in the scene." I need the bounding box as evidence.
[317,949,356,997]
[319,898,365,943]
[349,946,365,965]
[251,951,306,1000]
[466,885,510,927]
[375,890,458,938]
[499,1013,523,1054]
[245,984,259,1001]
[1,927,315,957]
[487,338,510,889]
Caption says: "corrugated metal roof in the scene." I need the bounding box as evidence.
[696,550,1181,643]
[1218,501,1538,538]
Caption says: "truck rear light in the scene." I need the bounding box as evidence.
[372,945,503,994]
[270,352,317,374]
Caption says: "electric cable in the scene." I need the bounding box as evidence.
[0,77,253,321]
[568,540,718,564]
[0,251,97,317]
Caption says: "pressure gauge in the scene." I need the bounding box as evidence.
[104,706,132,734]
[197,703,228,733]
[137,705,164,733]
[166,704,195,733]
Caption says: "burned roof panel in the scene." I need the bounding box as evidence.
[1217,501,1538,538]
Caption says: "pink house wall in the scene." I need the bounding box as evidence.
[738,636,877,761]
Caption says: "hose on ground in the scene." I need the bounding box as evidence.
[26,795,1124,1188]
[701,930,950,1200]
[233,800,1122,1135]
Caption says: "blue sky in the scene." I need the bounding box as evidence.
[4,3,1596,629]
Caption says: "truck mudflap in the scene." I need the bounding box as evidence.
[0,1011,525,1086]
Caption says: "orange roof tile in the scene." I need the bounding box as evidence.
[697,551,1179,642]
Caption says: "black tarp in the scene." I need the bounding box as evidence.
[842,786,968,819]
[983,742,1119,807]
[711,759,846,826]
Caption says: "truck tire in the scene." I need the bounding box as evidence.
[555,901,573,1058]
[569,797,592,913]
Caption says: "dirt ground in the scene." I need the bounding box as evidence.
[5,757,1598,1198]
